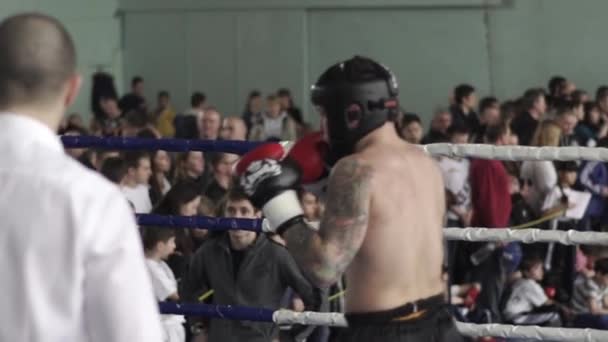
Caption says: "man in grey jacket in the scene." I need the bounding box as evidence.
[181,187,320,341]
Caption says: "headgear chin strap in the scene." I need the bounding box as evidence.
[311,56,399,164]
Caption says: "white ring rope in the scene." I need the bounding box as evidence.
[444,227,608,246]
[420,143,608,161]
[272,310,608,341]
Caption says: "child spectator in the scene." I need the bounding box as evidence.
[398,113,424,144]
[153,181,202,280]
[248,94,298,142]
[121,151,153,213]
[572,258,608,329]
[541,161,583,221]
[150,150,173,206]
[503,257,561,326]
[100,156,128,186]
[438,123,472,227]
[204,153,238,203]
[142,227,185,342]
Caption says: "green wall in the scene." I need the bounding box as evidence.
[0,0,121,121]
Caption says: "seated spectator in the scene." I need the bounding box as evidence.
[576,101,608,147]
[220,117,248,141]
[503,256,561,326]
[175,92,205,139]
[154,90,176,137]
[191,195,215,250]
[248,94,298,142]
[150,150,173,206]
[520,120,561,215]
[204,153,238,203]
[277,88,303,127]
[398,113,423,144]
[100,156,128,186]
[121,151,153,213]
[242,90,263,131]
[65,112,85,130]
[450,84,480,137]
[90,72,121,137]
[60,124,94,168]
[511,88,546,146]
[578,139,608,231]
[542,161,581,220]
[475,96,500,143]
[547,76,568,109]
[572,258,608,329]
[122,109,151,137]
[119,76,147,113]
[92,149,120,171]
[174,151,207,189]
[153,181,202,281]
[181,187,319,342]
[555,105,580,147]
[438,124,472,227]
[421,107,452,144]
[509,175,535,227]
[142,227,185,342]
[198,107,222,141]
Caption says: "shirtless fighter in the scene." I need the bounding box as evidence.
[236,56,463,341]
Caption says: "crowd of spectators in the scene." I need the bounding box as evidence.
[59,72,608,341]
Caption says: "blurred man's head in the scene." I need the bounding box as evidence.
[199,107,222,140]
[454,84,477,111]
[431,108,452,133]
[596,86,608,114]
[131,76,144,96]
[520,256,544,282]
[399,113,423,144]
[555,107,578,136]
[220,117,248,141]
[522,88,547,117]
[447,123,470,144]
[479,97,500,125]
[157,91,170,110]
[484,121,512,146]
[0,13,81,128]
[191,91,206,110]
[123,151,152,186]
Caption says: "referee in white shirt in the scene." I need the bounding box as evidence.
[0,13,163,342]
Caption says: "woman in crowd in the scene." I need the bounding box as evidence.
[174,151,208,190]
[149,150,173,206]
[520,120,561,216]
[575,101,608,147]
[204,153,238,203]
[242,90,263,131]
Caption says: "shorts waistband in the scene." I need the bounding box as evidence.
[344,294,446,325]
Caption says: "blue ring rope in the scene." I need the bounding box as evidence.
[61,135,261,155]
[136,214,263,232]
[159,302,274,323]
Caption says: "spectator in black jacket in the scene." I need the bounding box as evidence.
[450,84,480,138]
[475,97,500,143]
[511,88,546,146]
[182,188,320,342]
[422,107,452,144]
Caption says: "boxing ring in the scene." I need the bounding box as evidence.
[62,135,608,341]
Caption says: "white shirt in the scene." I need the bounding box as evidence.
[503,278,548,320]
[437,157,471,221]
[571,276,608,314]
[145,259,185,325]
[122,184,153,213]
[0,114,162,342]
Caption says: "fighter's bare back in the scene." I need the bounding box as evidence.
[343,124,446,313]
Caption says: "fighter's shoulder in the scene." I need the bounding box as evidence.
[330,154,376,183]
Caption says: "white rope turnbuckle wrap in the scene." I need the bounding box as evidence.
[421,143,608,161]
[444,227,608,246]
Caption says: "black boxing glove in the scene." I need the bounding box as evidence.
[238,157,305,234]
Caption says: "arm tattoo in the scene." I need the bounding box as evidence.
[284,157,373,287]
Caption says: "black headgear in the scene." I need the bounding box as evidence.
[311,56,399,163]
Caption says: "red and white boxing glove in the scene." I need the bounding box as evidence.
[237,143,304,234]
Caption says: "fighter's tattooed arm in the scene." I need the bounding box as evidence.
[283,156,373,287]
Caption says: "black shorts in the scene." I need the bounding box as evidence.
[330,295,464,342]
